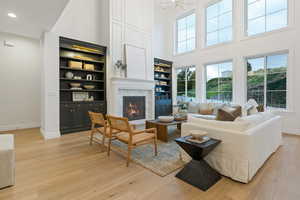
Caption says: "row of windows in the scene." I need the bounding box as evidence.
[176,0,288,54]
[176,52,288,109]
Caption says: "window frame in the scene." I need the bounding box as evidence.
[176,65,196,102]
[204,60,233,103]
[245,0,289,37]
[245,51,289,109]
[175,10,197,55]
[205,0,234,47]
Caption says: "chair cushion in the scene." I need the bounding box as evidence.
[116,132,155,145]
[0,135,14,150]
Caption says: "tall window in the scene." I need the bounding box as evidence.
[247,0,288,36]
[206,61,233,102]
[206,0,233,46]
[176,13,196,54]
[247,53,288,108]
[177,66,196,102]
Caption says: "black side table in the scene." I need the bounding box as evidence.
[175,136,222,191]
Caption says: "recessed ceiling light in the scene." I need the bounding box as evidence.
[8,13,17,18]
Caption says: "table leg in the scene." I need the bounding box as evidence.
[175,159,221,191]
[156,125,168,142]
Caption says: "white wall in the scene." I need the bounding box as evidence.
[0,32,41,131]
[155,0,300,134]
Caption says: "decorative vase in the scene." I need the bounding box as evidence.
[65,71,74,79]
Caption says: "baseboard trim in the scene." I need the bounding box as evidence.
[0,122,40,132]
[40,128,61,140]
[283,128,300,135]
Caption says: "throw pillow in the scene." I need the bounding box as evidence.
[212,104,225,115]
[216,106,242,121]
[187,102,200,114]
[199,109,214,115]
[257,105,264,112]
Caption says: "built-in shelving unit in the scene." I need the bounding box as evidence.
[59,37,107,134]
[154,58,173,118]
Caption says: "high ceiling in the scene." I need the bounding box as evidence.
[0,0,69,38]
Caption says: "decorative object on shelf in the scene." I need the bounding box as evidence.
[65,71,74,79]
[74,55,94,61]
[83,63,95,71]
[159,0,195,9]
[70,83,81,90]
[68,60,82,69]
[83,85,95,90]
[72,45,101,54]
[158,116,174,123]
[74,76,82,80]
[114,60,127,78]
[86,74,93,81]
[72,92,89,102]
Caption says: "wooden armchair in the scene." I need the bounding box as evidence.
[106,115,158,167]
[88,112,120,147]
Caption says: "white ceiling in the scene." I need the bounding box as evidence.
[0,0,69,39]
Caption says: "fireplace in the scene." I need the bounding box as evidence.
[123,96,146,121]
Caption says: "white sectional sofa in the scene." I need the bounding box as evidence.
[0,134,15,189]
[181,112,282,183]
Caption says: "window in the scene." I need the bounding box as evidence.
[206,61,233,102]
[176,66,196,102]
[206,0,233,46]
[247,0,288,36]
[176,13,196,54]
[247,53,288,109]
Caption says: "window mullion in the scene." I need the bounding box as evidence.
[264,56,267,107]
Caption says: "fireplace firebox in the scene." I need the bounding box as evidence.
[123,96,146,121]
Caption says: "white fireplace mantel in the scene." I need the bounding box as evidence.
[110,77,155,125]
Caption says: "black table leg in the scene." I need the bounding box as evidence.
[176,159,221,191]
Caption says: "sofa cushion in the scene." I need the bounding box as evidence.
[190,114,216,120]
[188,116,251,132]
[187,102,200,114]
[235,112,275,128]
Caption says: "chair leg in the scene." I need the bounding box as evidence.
[127,146,132,167]
[154,138,158,156]
[90,129,95,146]
[107,138,112,156]
[101,134,106,150]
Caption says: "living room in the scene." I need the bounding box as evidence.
[0,0,299,199]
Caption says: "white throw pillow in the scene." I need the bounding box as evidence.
[187,102,200,114]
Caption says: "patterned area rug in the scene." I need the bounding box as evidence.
[95,126,185,177]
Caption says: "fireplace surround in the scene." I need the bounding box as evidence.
[110,77,155,124]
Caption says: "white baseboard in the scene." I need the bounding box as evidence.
[40,128,61,140]
[283,127,300,135]
[0,122,40,132]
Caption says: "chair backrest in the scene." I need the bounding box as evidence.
[88,111,106,126]
[107,115,132,132]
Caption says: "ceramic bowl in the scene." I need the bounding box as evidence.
[158,116,174,123]
[70,83,81,88]
[190,130,208,140]
[83,85,95,90]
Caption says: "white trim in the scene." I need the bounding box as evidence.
[40,128,61,140]
[0,122,40,132]
[283,129,300,135]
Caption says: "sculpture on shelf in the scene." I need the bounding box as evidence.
[115,60,127,78]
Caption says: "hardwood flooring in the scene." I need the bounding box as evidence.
[0,128,300,200]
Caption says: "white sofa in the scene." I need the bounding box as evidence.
[0,134,15,189]
[181,112,282,183]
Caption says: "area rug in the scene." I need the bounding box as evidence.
[95,127,186,177]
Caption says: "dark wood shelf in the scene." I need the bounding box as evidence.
[154,70,171,74]
[60,78,104,83]
[155,77,171,81]
[60,67,104,73]
[60,56,105,64]
[60,46,105,56]
[60,89,104,92]
[154,64,171,68]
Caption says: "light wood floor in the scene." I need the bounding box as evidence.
[0,128,300,200]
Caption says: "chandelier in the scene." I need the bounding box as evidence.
[159,0,195,9]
